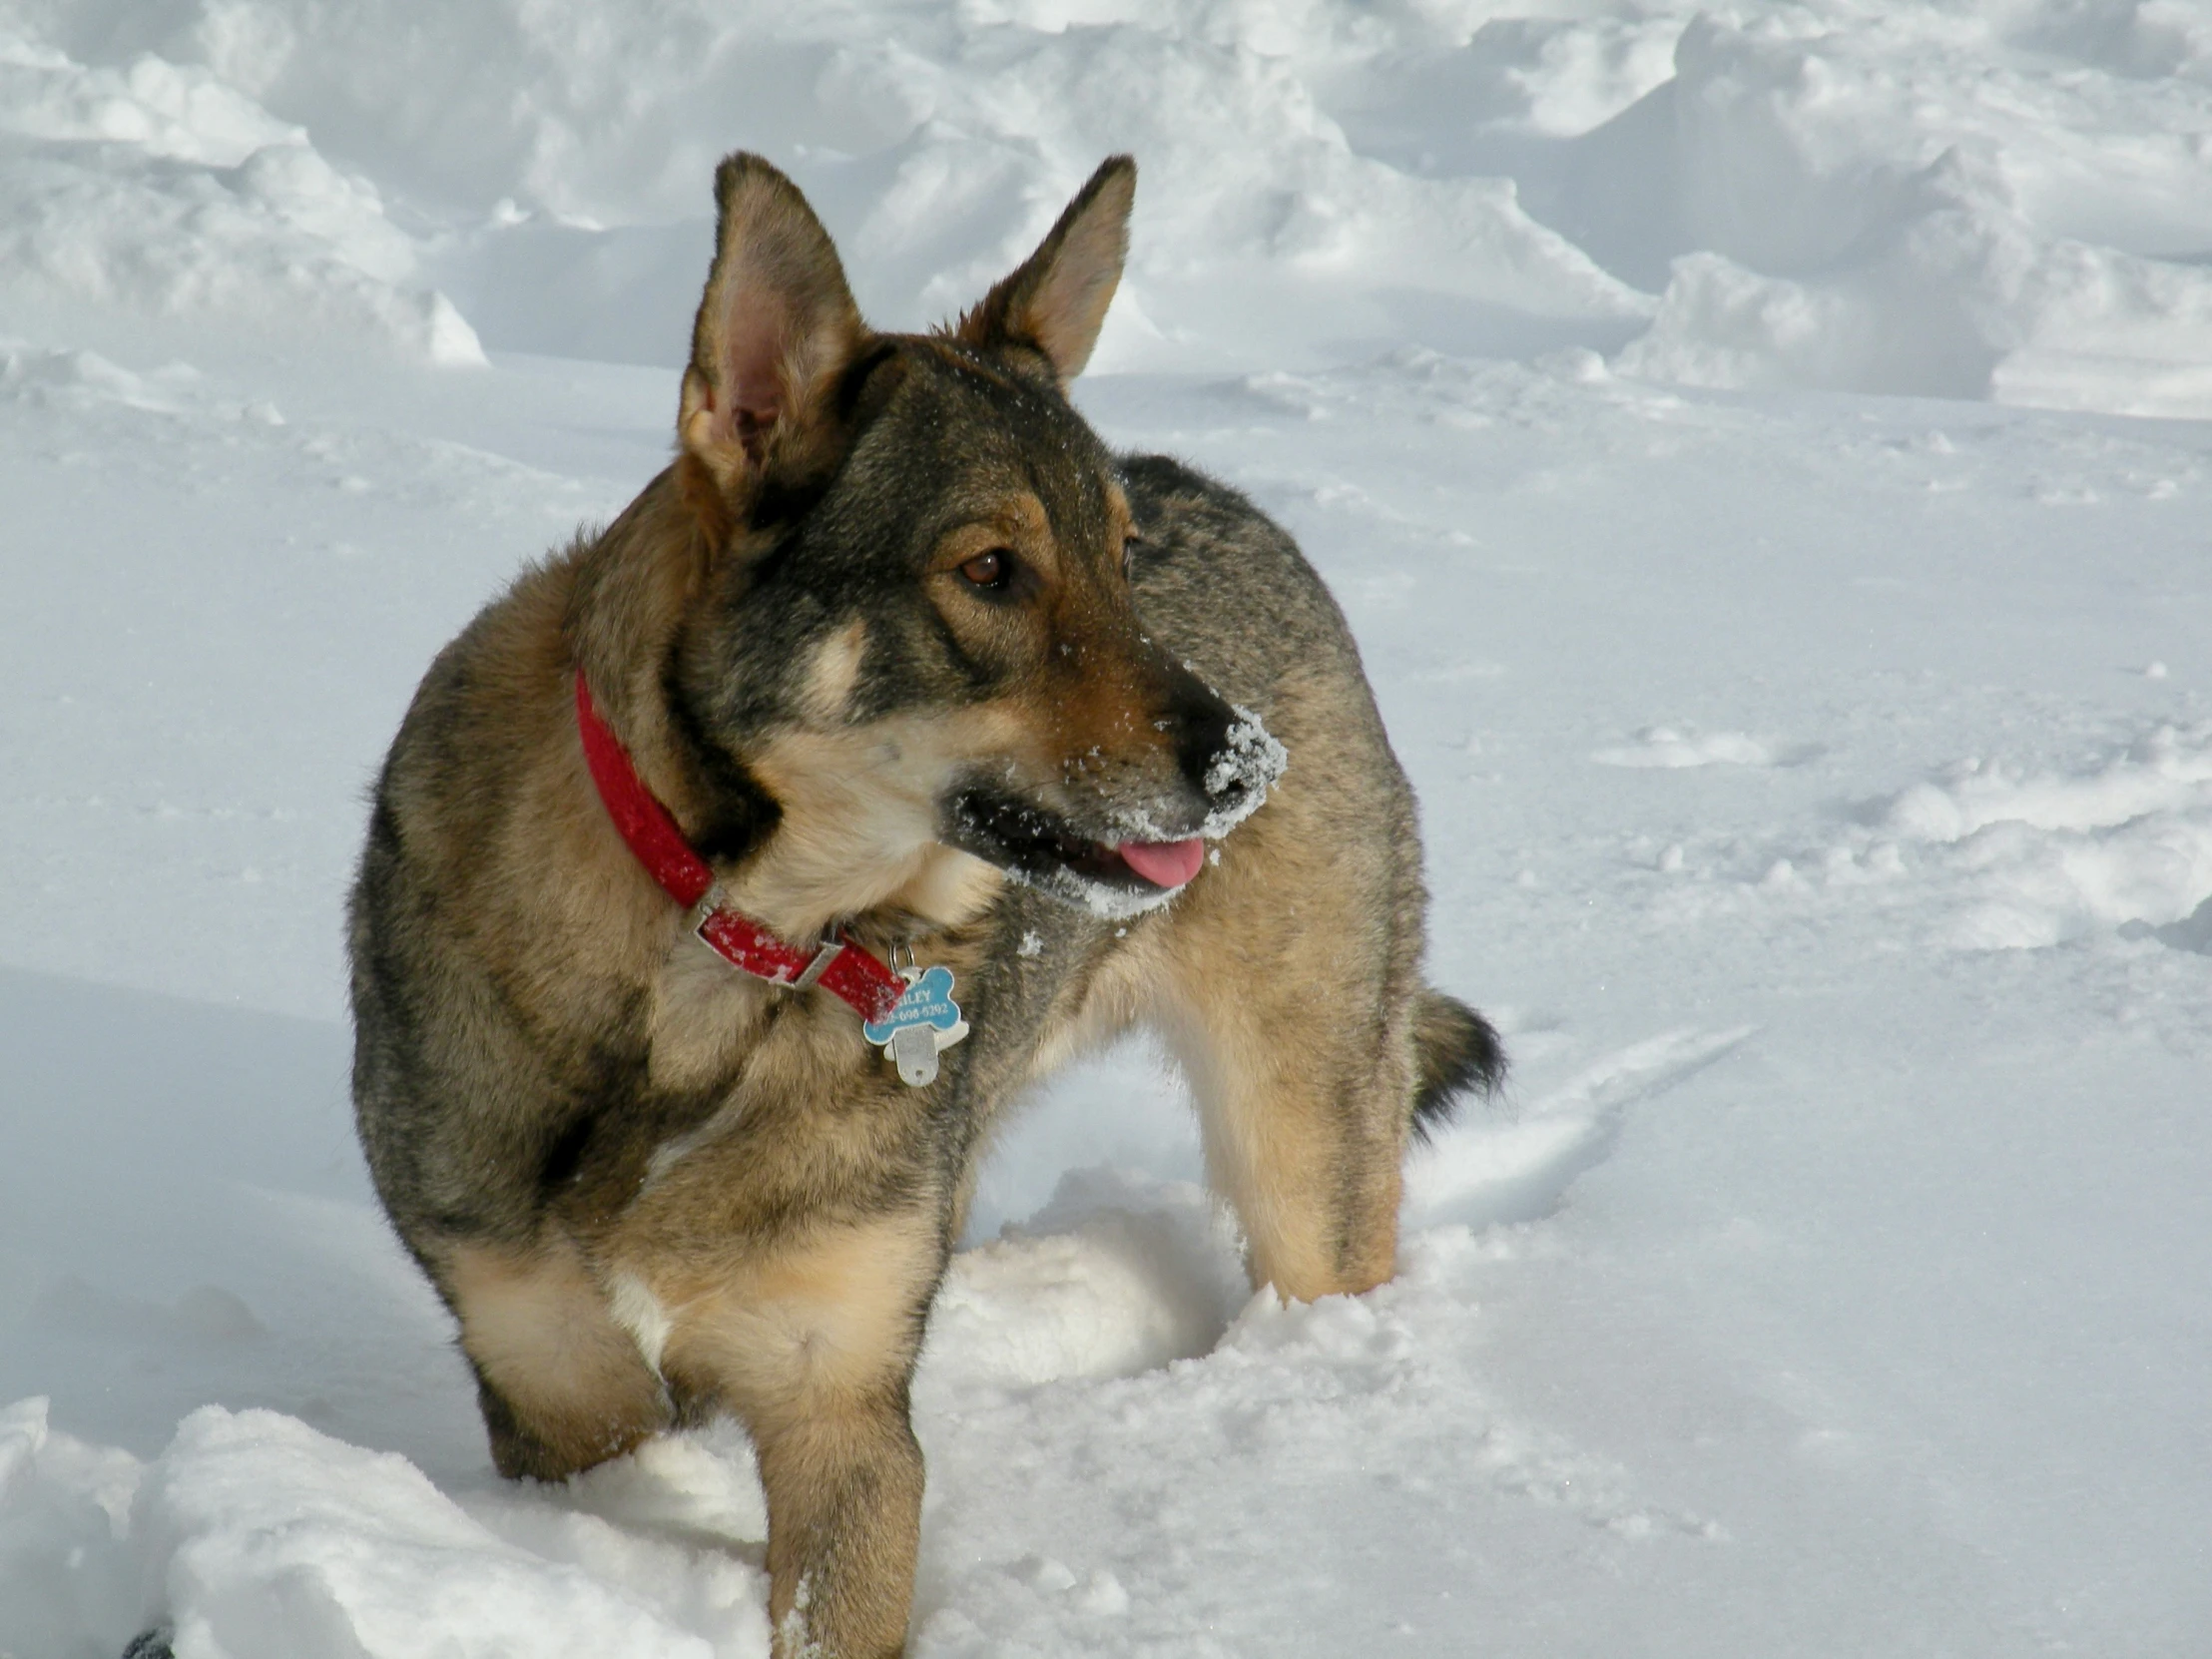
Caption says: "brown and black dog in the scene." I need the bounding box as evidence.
[348,152,1500,1657]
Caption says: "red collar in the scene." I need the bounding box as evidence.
[574,673,907,1024]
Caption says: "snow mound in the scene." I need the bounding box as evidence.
[7,1165,1714,1659]
[0,1398,767,1659]
[1593,726,1776,769]
[1606,16,2212,413]
[0,1398,144,1659]
[1880,724,2212,950]
[0,337,185,412]
[0,1175,1253,1659]
[922,1170,1249,1392]
[0,29,481,363]
[146,1408,743,1659]
[1695,722,2212,955]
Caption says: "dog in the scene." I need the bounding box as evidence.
[346,152,1501,1658]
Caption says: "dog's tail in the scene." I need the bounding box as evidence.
[1409,988,1504,1142]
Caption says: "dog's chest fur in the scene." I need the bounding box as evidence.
[543,874,1145,1260]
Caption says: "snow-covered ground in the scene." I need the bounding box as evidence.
[4,2,2210,1654]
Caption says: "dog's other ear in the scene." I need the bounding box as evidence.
[956,156,1135,384]
[680,154,867,511]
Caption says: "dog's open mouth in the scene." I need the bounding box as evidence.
[939,712,1282,918]
[941,788,1207,916]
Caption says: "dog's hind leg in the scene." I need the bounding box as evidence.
[1151,752,1434,1301]
[652,1211,941,1659]
[1165,974,1500,1302]
[1162,965,1415,1302]
[440,1235,671,1481]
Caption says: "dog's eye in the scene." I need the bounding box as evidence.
[959,549,1015,593]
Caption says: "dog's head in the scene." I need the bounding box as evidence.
[648,154,1283,925]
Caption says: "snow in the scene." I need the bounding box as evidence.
[4,0,2212,1655]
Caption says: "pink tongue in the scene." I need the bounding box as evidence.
[1117,836,1206,888]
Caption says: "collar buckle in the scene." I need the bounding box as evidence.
[790,930,847,990]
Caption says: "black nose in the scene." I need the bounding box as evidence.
[1164,667,1243,807]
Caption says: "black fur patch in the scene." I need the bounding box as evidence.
[534,1109,596,1196]
[1409,990,1505,1141]
[833,340,908,423]
[660,649,783,865]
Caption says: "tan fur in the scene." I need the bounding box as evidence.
[646,938,778,1096]
[646,1215,939,1425]
[443,1238,671,1478]
[799,620,869,724]
[654,1221,935,1659]
[738,711,1016,938]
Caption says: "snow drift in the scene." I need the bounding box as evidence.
[6,0,2210,406]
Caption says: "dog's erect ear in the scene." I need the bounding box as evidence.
[680,154,867,507]
[956,156,1135,383]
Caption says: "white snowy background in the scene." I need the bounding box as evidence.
[4,0,2210,1653]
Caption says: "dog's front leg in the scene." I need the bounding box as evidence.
[754,1387,925,1658]
[652,1211,940,1658]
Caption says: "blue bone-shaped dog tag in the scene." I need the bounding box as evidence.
[862,965,962,1042]
[863,965,967,1086]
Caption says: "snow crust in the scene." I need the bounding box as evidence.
[5,2,2212,1656]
